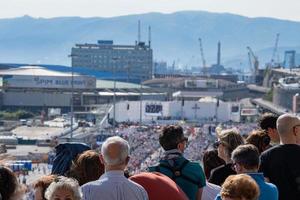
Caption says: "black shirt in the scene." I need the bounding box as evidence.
[259,144,300,200]
[208,163,236,186]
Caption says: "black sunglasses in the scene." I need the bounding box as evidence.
[213,141,220,148]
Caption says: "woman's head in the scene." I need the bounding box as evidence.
[246,130,270,154]
[202,149,225,179]
[217,129,245,160]
[68,150,104,186]
[0,166,24,200]
[44,176,81,200]
[221,174,260,200]
[33,175,57,200]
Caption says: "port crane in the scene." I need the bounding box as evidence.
[270,33,280,67]
[247,46,259,77]
[198,38,207,75]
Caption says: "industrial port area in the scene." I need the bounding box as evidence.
[1,20,300,186]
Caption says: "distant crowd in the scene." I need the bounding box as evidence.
[1,113,300,200]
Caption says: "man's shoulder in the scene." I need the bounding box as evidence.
[81,179,102,190]
[261,144,300,158]
[184,159,203,170]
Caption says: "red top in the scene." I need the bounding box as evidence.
[130,172,189,200]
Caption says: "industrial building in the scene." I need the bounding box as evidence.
[71,40,153,82]
[0,65,165,115]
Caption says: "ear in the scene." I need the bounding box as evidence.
[125,156,130,165]
[99,154,105,164]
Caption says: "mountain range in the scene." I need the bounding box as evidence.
[0,11,300,70]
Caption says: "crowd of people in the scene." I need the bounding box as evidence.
[0,112,300,200]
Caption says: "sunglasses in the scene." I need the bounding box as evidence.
[213,141,226,148]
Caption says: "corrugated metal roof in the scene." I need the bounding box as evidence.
[96,80,146,89]
[0,66,82,77]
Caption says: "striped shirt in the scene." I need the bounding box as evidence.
[81,170,148,200]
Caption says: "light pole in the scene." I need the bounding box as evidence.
[139,81,143,128]
[68,54,77,141]
[112,57,119,134]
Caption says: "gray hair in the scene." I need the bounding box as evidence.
[277,113,300,136]
[101,136,130,166]
[44,176,82,200]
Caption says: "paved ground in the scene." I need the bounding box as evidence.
[6,145,52,156]
[12,126,64,139]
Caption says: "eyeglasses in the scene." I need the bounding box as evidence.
[231,162,238,171]
[213,141,223,148]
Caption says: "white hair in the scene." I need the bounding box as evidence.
[101,136,130,166]
[44,176,82,200]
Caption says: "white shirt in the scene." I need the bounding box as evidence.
[81,170,148,200]
[201,181,221,200]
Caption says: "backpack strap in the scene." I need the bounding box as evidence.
[158,159,201,186]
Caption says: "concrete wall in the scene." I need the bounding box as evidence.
[112,100,240,123]
[273,86,300,109]
[3,91,71,107]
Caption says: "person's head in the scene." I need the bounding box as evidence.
[202,149,225,179]
[44,176,81,200]
[68,150,104,186]
[277,113,300,144]
[221,174,260,200]
[231,144,260,174]
[0,166,24,200]
[101,136,130,170]
[33,175,57,200]
[246,130,270,154]
[258,113,279,143]
[215,129,245,162]
[159,125,188,152]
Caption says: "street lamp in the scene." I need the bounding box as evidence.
[112,57,119,134]
[68,54,77,141]
[139,81,143,128]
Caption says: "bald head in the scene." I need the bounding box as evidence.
[101,136,130,167]
[277,114,300,140]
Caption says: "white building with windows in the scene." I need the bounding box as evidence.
[71,40,153,82]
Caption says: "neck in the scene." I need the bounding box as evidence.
[243,169,258,174]
[280,137,296,145]
[223,156,232,164]
[105,165,125,172]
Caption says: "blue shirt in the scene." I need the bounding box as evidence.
[81,170,148,200]
[149,156,206,200]
[214,173,278,200]
[248,173,278,200]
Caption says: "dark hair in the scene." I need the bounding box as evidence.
[33,175,57,200]
[67,150,104,186]
[0,166,19,200]
[203,149,225,179]
[231,144,260,170]
[258,113,278,131]
[159,125,184,150]
[246,130,270,154]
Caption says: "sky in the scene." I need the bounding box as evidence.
[1,0,300,21]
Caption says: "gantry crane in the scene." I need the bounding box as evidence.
[270,33,280,67]
[198,38,207,75]
[247,46,259,77]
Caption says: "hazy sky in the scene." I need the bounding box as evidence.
[1,0,300,21]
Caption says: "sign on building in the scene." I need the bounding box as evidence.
[2,75,96,89]
[240,108,258,116]
[145,103,163,116]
